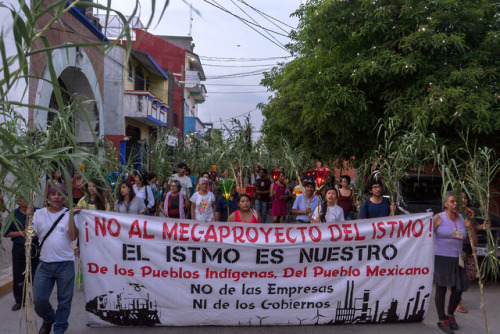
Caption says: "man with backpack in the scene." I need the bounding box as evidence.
[358,179,396,219]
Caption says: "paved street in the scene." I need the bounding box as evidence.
[1,214,498,333]
[0,275,498,333]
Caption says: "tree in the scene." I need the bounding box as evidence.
[260,0,500,165]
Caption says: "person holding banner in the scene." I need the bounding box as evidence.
[190,178,216,221]
[433,191,477,334]
[228,194,262,223]
[32,184,79,334]
[291,180,319,223]
[114,181,146,214]
[311,187,345,223]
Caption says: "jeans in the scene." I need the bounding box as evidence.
[34,261,75,333]
[254,200,268,223]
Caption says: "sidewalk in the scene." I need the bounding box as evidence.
[0,240,12,298]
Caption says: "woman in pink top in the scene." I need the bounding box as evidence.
[338,175,355,220]
[270,171,288,223]
[228,194,261,223]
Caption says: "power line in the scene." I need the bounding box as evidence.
[202,63,280,67]
[205,67,275,79]
[200,56,290,61]
[212,108,259,122]
[203,0,289,52]
[206,73,269,79]
[229,0,286,49]
[236,0,295,30]
[203,0,289,37]
[207,91,268,94]
[205,83,262,86]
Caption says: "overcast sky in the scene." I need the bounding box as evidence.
[96,0,301,134]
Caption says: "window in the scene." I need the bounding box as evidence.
[128,62,133,80]
[173,113,179,129]
[134,66,144,90]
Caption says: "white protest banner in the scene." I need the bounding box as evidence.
[78,210,434,326]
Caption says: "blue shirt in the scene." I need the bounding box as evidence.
[359,197,390,219]
[3,207,39,244]
[292,194,319,222]
[189,175,196,199]
[215,194,239,222]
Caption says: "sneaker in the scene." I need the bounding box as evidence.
[39,320,54,334]
[11,302,22,311]
[437,320,454,334]
[448,315,459,330]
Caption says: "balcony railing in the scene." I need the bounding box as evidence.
[124,90,168,126]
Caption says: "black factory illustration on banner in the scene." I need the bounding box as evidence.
[331,280,428,324]
[85,279,429,326]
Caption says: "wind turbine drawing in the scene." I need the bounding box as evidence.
[181,0,202,36]
[255,315,269,326]
[312,309,326,325]
[297,317,306,325]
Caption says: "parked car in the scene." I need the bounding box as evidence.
[395,173,500,258]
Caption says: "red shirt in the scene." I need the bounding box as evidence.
[255,177,272,202]
[72,178,84,199]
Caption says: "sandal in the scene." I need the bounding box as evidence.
[456,304,467,313]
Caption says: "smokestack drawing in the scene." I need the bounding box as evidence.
[413,289,422,315]
[361,290,370,319]
[349,281,354,308]
[345,281,349,307]
[373,300,379,323]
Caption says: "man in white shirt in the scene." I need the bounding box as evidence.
[170,162,193,200]
[33,184,79,334]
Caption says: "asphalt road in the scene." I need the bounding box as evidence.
[0,280,498,334]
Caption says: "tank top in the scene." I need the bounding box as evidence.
[434,211,466,257]
[337,190,354,213]
[235,210,258,223]
[168,195,180,218]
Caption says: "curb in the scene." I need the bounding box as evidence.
[0,275,12,298]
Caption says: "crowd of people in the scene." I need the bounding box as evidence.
[0,161,488,334]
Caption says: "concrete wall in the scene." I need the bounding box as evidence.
[0,0,29,121]
[104,46,126,136]
[29,0,105,130]
[133,29,185,132]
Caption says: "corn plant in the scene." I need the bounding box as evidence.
[0,103,92,332]
[0,1,171,332]
[429,133,496,334]
[279,136,313,206]
[461,136,500,281]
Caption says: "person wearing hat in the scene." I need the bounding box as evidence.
[291,179,319,223]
